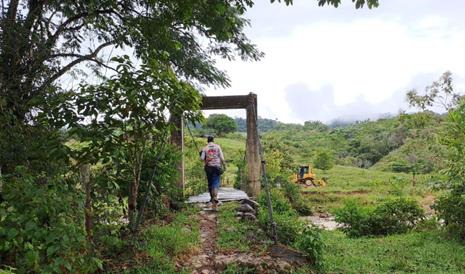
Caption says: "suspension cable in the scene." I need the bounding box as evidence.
[251,100,278,243]
[185,121,201,153]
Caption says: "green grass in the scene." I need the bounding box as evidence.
[217,202,271,253]
[130,207,200,273]
[301,165,438,213]
[323,230,465,273]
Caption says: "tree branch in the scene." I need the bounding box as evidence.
[48,52,118,73]
[50,9,124,42]
[38,41,115,91]
[6,0,19,21]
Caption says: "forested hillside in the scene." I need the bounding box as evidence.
[200,110,448,177]
[261,111,447,173]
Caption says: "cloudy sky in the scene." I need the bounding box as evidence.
[203,0,465,123]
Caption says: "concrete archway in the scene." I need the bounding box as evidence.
[170,93,261,198]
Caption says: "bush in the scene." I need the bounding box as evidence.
[281,181,312,215]
[258,189,301,244]
[258,188,296,216]
[335,198,425,237]
[0,167,101,273]
[258,188,324,268]
[313,151,334,171]
[434,193,465,239]
[294,226,325,271]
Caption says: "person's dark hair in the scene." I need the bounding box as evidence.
[207,136,214,143]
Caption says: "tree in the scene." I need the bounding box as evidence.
[0,0,379,122]
[434,100,465,238]
[304,120,329,132]
[314,150,334,171]
[406,72,465,238]
[407,71,462,112]
[68,57,201,229]
[0,0,264,175]
[206,114,237,136]
[0,0,381,173]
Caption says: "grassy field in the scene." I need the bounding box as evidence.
[296,165,464,273]
[302,165,438,213]
[185,134,462,273]
[323,230,465,273]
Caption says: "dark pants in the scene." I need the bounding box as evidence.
[204,165,221,202]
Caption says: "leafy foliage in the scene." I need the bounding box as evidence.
[335,198,425,237]
[205,114,238,137]
[313,151,334,171]
[295,226,325,271]
[257,188,324,269]
[434,100,465,239]
[281,181,312,215]
[235,117,281,133]
[0,167,101,273]
[407,72,462,111]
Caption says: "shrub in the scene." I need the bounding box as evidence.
[281,181,312,215]
[434,193,465,239]
[313,151,334,171]
[335,198,425,237]
[258,189,301,244]
[258,188,295,216]
[258,188,324,268]
[0,167,101,273]
[294,226,325,271]
[258,211,304,245]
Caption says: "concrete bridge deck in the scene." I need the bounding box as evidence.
[186,187,249,203]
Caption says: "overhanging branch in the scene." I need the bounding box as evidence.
[38,41,115,91]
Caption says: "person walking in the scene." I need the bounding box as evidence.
[200,136,226,207]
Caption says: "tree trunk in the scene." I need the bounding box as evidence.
[79,164,93,242]
[128,148,144,230]
[128,173,139,228]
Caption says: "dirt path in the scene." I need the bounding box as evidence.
[179,207,311,274]
[192,210,218,274]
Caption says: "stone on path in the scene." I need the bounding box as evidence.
[240,198,259,210]
[236,203,256,214]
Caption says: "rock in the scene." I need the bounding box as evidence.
[242,212,257,221]
[237,203,256,214]
[235,211,244,217]
[192,259,203,269]
[241,199,259,210]
[276,260,292,271]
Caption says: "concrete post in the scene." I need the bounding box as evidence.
[169,114,184,195]
[246,93,261,198]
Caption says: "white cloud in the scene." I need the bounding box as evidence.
[204,3,465,123]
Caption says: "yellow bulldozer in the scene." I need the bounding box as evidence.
[291,164,326,187]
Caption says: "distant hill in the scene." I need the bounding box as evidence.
[234,117,284,133]
[260,112,447,173]
[195,112,447,175]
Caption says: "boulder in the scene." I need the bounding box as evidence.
[236,203,256,214]
[240,199,259,210]
[235,211,244,217]
[242,212,257,221]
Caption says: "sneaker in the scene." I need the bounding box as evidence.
[206,201,213,207]
[214,199,222,205]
